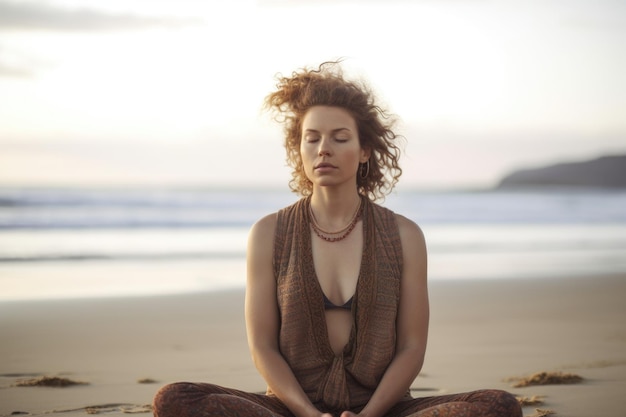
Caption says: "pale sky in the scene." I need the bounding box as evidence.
[1,0,625,189]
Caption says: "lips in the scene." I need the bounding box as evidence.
[315,162,336,169]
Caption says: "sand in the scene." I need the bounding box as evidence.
[1,274,625,417]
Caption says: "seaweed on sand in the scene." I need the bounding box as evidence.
[13,376,88,387]
[507,371,583,388]
[516,395,545,406]
[527,409,556,417]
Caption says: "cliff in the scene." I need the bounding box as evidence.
[497,155,626,189]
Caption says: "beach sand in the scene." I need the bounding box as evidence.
[1,274,625,417]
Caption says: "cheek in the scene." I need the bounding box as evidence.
[300,143,312,160]
[351,147,365,163]
[299,145,316,171]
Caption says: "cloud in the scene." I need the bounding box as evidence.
[258,0,485,5]
[0,63,33,77]
[0,0,202,32]
[0,43,42,77]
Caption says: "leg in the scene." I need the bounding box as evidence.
[386,389,522,417]
[153,382,294,417]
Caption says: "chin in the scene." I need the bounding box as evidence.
[314,177,339,186]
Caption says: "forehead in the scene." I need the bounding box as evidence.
[302,106,357,131]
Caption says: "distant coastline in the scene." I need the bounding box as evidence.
[496,155,626,189]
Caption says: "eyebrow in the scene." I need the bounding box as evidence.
[304,128,352,134]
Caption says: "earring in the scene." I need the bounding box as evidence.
[359,160,370,179]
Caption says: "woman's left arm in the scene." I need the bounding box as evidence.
[349,215,429,417]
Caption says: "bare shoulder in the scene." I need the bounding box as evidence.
[248,212,278,254]
[249,212,278,239]
[247,213,278,288]
[394,213,426,249]
[394,214,427,292]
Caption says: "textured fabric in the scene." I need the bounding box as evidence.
[153,383,522,417]
[272,196,405,410]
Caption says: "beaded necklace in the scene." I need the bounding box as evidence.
[309,199,362,242]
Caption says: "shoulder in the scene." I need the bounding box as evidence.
[248,212,277,247]
[250,197,307,250]
[369,200,424,241]
[249,197,303,240]
[394,213,426,253]
[247,213,278,275]
[394,214,427,290]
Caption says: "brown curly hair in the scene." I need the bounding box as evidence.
[264,61,403,201]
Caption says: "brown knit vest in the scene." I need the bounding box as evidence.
[271,196,405,411]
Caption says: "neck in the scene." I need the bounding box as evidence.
[310,187,362,229]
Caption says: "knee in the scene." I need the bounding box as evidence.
[152,382,194,416]
[488,389,522,417]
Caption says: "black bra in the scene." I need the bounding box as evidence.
[323,293,353,311]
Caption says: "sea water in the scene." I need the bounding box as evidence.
[1,187,625,301]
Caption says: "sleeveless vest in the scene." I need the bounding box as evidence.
[271,196,405,411]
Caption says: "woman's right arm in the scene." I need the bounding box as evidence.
[245,214,330,417]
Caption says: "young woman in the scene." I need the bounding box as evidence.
[152,62,522,417]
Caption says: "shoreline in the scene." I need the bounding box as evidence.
[1,274,625,416]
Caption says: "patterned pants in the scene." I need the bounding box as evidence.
[153,382,522,417]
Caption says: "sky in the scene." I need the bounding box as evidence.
[0,0,625,189]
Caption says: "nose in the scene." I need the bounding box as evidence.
[318,137,332,156]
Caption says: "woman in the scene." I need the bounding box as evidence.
[153,62,522,417]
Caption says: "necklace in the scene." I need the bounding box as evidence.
[309,199,363,243]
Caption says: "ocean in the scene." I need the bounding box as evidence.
[1,187,625,301]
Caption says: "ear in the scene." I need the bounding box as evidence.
[360,147,371,163]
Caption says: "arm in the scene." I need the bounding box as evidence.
[349,215,429,417]
[245,214,331,417]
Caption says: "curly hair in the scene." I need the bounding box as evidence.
[264,61,403,201]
